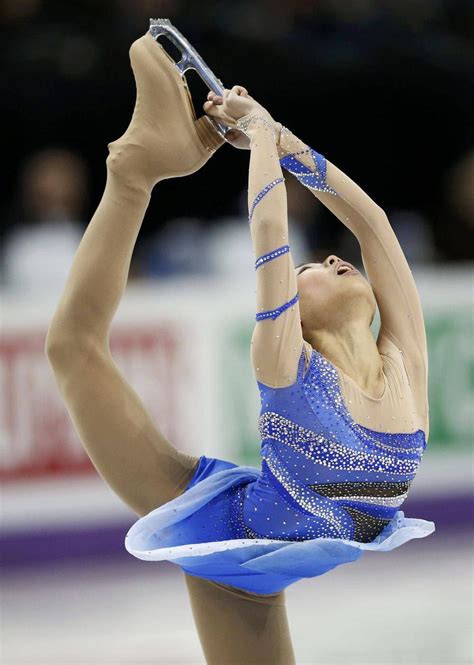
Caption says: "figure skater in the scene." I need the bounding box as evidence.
[46,31,435,665]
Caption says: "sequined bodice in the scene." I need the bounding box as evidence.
[242,348,426,543]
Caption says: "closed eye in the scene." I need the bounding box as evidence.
[298,266,311,275]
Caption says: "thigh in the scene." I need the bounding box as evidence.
[50,342,200,517]
[184,573,296,665]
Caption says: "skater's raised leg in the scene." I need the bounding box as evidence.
[45,33,224,517]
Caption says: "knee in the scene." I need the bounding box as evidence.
[45,326,103,371]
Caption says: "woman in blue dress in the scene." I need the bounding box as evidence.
[46,31,434,665]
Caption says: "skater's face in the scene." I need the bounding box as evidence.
[295,255,376,332]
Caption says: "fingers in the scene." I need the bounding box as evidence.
[207,91,223,105]
[231,85,248,96]
[203,99,223,115]
[202,99,227,121]
[202,85,251,126]
[226,86,248,98]
[206,86,248,109]
[207,86,249,100]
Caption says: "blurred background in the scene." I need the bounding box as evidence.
[1,1,473,663]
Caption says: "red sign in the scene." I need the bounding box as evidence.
[0,326,182,482]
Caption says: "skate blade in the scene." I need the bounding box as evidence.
[149,18,230,139]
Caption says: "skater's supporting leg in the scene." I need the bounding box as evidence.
[185,573,296,665]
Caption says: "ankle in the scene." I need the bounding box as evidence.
[106,139,157,196]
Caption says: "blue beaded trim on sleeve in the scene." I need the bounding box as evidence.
[256,292,299,321]
[248,178,285,223]
[255,244,290,270]
[279,149,337,195]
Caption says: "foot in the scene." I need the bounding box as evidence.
[107,32,225,190]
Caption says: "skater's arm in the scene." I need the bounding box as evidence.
[276,126,428,378]
[238,112,308,388]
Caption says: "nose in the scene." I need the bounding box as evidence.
[323,254,340,268]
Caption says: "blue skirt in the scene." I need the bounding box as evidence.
[125,455,436,594]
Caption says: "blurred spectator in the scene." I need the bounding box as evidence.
[136,216,211,278]
[444,150,474,230]
[434,150,474,261]
[386,209,438,263]
[1,149,87,296]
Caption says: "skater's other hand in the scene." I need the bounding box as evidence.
[203,86,259,127]
[203,86,279,149]
[203,88,252,149]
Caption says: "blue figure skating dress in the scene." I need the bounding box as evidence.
[125,346,435,594]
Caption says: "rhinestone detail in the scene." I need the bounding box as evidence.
[255,293,299,321]
[255,244,290,270]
